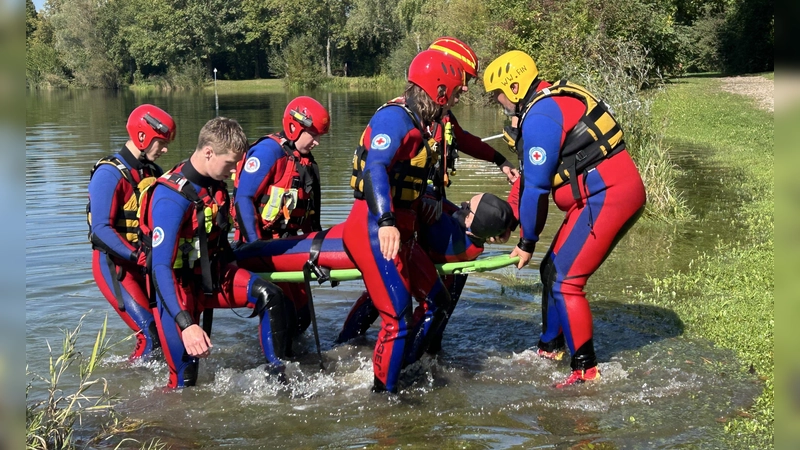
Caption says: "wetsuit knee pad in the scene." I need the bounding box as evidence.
[540,256,557,293]
[147,321,161,350]
[431,286,452,312]
[251,279,291,359]
[182,362,199,387]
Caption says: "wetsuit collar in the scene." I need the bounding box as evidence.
[118,145,145,171]
[181,158,216,188]
[517,78,545,116]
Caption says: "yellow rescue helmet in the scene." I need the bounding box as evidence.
[483,50,539,103]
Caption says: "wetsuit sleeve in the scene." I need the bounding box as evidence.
[361,106,416,222]
[234,141,283,242]
[88,165,137,261]
[517,97,570,245]
[150,187,192,322]
[449,114,506,164]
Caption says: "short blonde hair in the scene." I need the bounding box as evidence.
[196,117,248,155]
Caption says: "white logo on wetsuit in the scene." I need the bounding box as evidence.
[371,134,391,150]
[528,147,547,166]
[152,227,165,247]
[244,156,261,173]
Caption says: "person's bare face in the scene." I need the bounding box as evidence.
[294,130,319,155]
[144,139,169,161]
[460,193,484,229]
[205,147,242,180]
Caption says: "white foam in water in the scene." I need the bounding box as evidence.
[201,351,378,405]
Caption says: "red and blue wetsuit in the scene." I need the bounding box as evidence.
[513,80,646,371]
[87,146,162,360]
[339,111,511,350]
[232,134,321,335]
[336,198,483,346]
[144,159,291,388]
[344,100,452,393]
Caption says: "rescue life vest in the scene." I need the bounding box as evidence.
[518,80,625,199]
[442,114,458,185]
[86,155,160,250]
[232,134,319,239]
[138,162,232,294]
[350,99,442,207]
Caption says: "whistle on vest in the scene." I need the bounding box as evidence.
[281,191,297,221]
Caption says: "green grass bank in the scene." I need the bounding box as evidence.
[647,75,774,448]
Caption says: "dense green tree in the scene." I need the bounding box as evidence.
[49,0,120,87]
[25,0,773,88]
[719,0,773,73]
[124,0,243,79]
[26,0,37,41]
[344,0,403,70]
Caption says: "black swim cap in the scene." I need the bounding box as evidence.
[469,193,519,240]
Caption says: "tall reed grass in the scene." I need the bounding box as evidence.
[26,314,165,450]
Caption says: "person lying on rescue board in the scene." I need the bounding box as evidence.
[232,192,519,342]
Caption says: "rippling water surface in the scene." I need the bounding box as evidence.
[26,89,759,448]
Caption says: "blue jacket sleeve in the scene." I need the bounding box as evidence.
[234,141,283,241]
[361,106,415,220]
[150,186,191,321]
[518,97,565,243]
[88,165,137,261]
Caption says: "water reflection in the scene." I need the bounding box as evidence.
[26,90,759,448]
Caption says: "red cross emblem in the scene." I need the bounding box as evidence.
[244,156,260,172]
[371,134,391,150]
[151,226,165,247]
[528,147,547,165]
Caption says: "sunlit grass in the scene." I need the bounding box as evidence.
[203,78,286,93]
[643,75,774,448]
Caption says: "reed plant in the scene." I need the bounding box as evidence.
[26,314,165,450]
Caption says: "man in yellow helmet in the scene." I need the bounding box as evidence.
[484,50,647,388]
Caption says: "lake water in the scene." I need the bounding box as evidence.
[26,89,760,449]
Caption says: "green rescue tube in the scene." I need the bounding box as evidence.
[257,255,521,283]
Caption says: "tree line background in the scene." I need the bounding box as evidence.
[26,0,772,90]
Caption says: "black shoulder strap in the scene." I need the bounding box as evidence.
[165,173,214,295]
[92,156,137,192]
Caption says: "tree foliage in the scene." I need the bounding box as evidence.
[26,0,773,89]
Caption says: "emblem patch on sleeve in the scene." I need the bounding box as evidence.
[528,147,547,165]
[371,134,391,150]
[152,227,165,247]
[244,156,260,173]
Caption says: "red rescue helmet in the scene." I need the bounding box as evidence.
[408,49,466,106]
[428,37,478,79]
[126,104,176,150]
[282,96,330,141]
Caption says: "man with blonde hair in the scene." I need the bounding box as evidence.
[139,117,292,388]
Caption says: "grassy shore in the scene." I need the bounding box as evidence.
[648,74,774,448]
[200,76,405,94]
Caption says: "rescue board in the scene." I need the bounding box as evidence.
[257,254,520,283]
